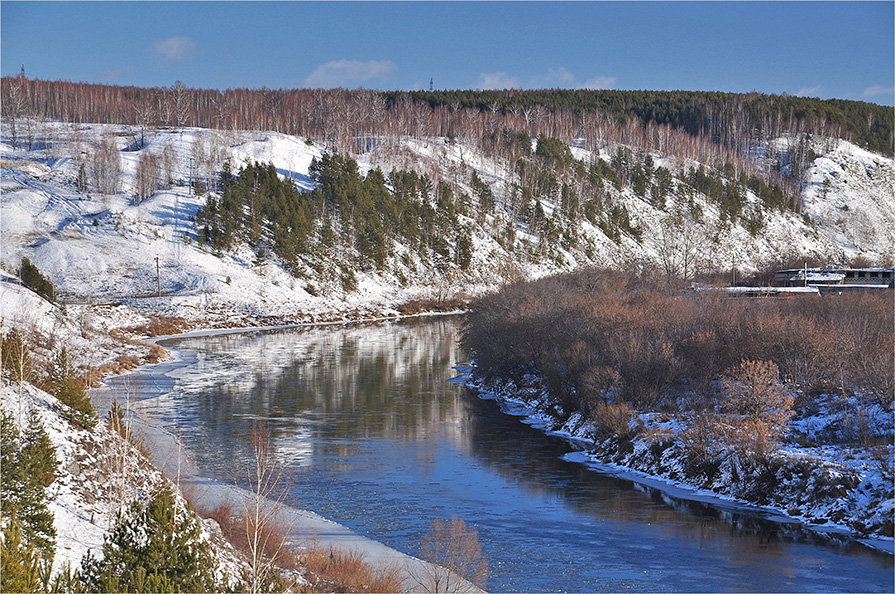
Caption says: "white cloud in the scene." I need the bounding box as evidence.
[582,75,617,90]
[478,68,616,91]
[863,84,894,98]
[151,36,196,62]
[478,72,522,90]
[304,59,397,88]
[796,86,821,98]
[539,67,576,87]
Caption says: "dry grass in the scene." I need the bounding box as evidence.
[301,546,405,593]
[197,497,406,593]
[397,296,468,315]
[590,401,643,442]
[131,315,192,337]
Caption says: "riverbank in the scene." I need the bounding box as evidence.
[463,370,894,555]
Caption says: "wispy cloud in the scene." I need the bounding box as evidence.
[538,67,576,87]
[477,68,616,91]
[150,36,196,62]
[582,75,617,90]
[863,84,894,98]
[98,66,135,82]
[478,72,522,90]
[304,59,397,88]
[796,86,821,98]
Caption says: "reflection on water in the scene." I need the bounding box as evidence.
[115,317,891,593]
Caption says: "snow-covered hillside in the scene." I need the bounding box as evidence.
[0,372,248,582]
[1,124,892,330]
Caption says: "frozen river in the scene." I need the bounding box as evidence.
[105,316,892,592]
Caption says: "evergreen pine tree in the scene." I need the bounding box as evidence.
[20,409,58,488]
[455,228,473,270]
[46,347,96,428]
[0,512,42,593]
[18,258,55,303]
[81,486,220,593]
[0,410,57,566]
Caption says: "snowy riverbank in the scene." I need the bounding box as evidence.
[461,369,894,555]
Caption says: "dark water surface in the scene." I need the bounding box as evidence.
[107,317,892,592]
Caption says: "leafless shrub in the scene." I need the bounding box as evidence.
[397,296,468,316]
[237,421,294,594]
[125,315,191,337]
[417,516,487,593]
[590,401,642,442]
[463,268,893,415]
[720,359,794,456]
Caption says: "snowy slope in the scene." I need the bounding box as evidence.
[2,124,893,331]
[802,140,895,261]
[0,380,248,581]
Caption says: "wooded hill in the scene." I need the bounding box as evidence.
[3,77,891,160]
[3,77,892,289]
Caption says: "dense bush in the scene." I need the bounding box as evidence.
[42,347,96,428]
[462,268,894,413]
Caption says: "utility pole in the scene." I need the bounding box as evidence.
[155,256,161,297]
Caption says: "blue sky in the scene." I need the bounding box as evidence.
[2,1,893,105]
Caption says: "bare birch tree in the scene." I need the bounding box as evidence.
[135,151,161,204]
[239,421,293,594]
[91,135,121,195]
[655,211,709,281]
[3,77,27,149]
[171,80,191,128]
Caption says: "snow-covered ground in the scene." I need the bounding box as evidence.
[0,379,249,582]
[2,124,892,336]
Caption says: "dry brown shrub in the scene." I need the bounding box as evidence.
[720,360,793,456]
[576,365,621,412]
[302,547,405,593]
[198,498,304,576]
[590,401,643,442]
[463,267,893,422]
[145,315,191,337]
[114,354,140,371]
[680,411,725,470]
[146,344,166,364]
[398,297,468,316]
